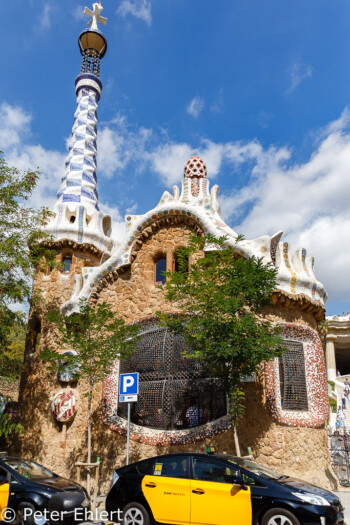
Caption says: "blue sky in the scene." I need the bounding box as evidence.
[1,0,350,315]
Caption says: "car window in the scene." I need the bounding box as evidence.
[137,460,154,475]
[4,459,55,480]
[227,457,283,481]
[241,472,264,487]
[149,457,188,479]
[0,467,8,483]
[192,458,239,484]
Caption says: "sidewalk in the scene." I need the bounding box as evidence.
[335,491,350,523]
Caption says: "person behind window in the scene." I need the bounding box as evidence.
[186,397,202,428]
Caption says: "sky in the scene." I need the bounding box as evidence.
[1,0,350,316]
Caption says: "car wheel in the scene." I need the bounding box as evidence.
[122,502,150,525]
[261,507,301,525]
[16,503,36,525]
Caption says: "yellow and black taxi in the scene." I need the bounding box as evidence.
[105,450,344,525]
[0,455,89,524]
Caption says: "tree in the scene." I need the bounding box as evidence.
[0,315,26,441]
[0,314,26,381]
[158,234,286,452]
[41,299,139,492]
[0,154,55,349]
[0,153,55,440]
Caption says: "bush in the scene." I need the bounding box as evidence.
[329,397,337,413]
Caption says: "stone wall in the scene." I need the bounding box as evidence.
[0,379,20,402]
[16,224,337,493]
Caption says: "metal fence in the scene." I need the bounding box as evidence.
[330,429,350,487]
[118,321,227,430]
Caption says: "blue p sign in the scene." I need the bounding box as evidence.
[119,373,139,402]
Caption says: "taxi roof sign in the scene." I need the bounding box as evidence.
[206,446,216,454]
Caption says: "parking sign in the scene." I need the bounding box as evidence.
[119,372,139,402]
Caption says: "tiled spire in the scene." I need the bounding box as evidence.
[56,87,100,211]
[45,3,114,254]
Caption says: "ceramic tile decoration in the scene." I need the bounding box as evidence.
[265,323,329,427]
[61,155,327,316]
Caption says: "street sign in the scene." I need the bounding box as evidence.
[119,372,139,403]
[119,372,139,466]
[119,394,137,402]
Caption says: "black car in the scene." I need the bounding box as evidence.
[106,451,344,525]
[0,455,89,524]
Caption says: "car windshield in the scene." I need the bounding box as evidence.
[4,459,55,480]
[226,456,286,480]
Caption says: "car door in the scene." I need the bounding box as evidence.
[0,467,10,521]
[141,455,190,524]
[190,457,252,525]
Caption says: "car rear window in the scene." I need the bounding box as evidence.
[4,459,55,480]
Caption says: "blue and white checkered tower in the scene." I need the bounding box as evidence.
[45,3,114,254]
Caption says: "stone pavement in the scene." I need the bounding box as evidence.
[335,491,350,524]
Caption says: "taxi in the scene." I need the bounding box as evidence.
[105,449,344,525]
[0,455,89,523]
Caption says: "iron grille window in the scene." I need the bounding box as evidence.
[118,321,227,430]
[279,340,308,411]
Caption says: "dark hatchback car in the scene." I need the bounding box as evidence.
[106,452,344,525]
[0,456,89,524]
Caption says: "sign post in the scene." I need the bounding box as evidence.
[119,372,139,465]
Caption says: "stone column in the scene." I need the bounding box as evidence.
[326,336,337,381]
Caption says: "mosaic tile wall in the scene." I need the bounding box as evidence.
[265,322,329,427]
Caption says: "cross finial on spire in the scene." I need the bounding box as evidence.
[83,2,107,31]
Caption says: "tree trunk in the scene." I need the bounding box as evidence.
[87,393,92,494]
[233,426,241,457]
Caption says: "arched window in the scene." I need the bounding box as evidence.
[63,255,72,273]
[118,321,227,430]
[155,256,166,285]
[279,340,308,411]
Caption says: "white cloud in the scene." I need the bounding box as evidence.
[2,99,350,311]
[0,104,128,239]
[39,4,52,30]
[210,89,224,114]
[117,0,152,26]
[187,97,205,118]
[97,116,153,178]
[287,60,313,92]
[71,5,85,21]
[219,111,350,305]
[0,104,31,149]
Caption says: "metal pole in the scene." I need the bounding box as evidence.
[126,402,131,465]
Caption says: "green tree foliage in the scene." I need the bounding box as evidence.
[159,234,286,427]
[0,410,24,439]
[41,299,139,487]
[0,316,26,380]
[0,154,56,350]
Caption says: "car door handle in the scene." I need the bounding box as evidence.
[145,482,157,488]
[192,489,205,495]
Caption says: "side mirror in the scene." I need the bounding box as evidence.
[232,469,248,491]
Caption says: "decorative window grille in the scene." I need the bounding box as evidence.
[118,321,227,430]
[279,340,308,411]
